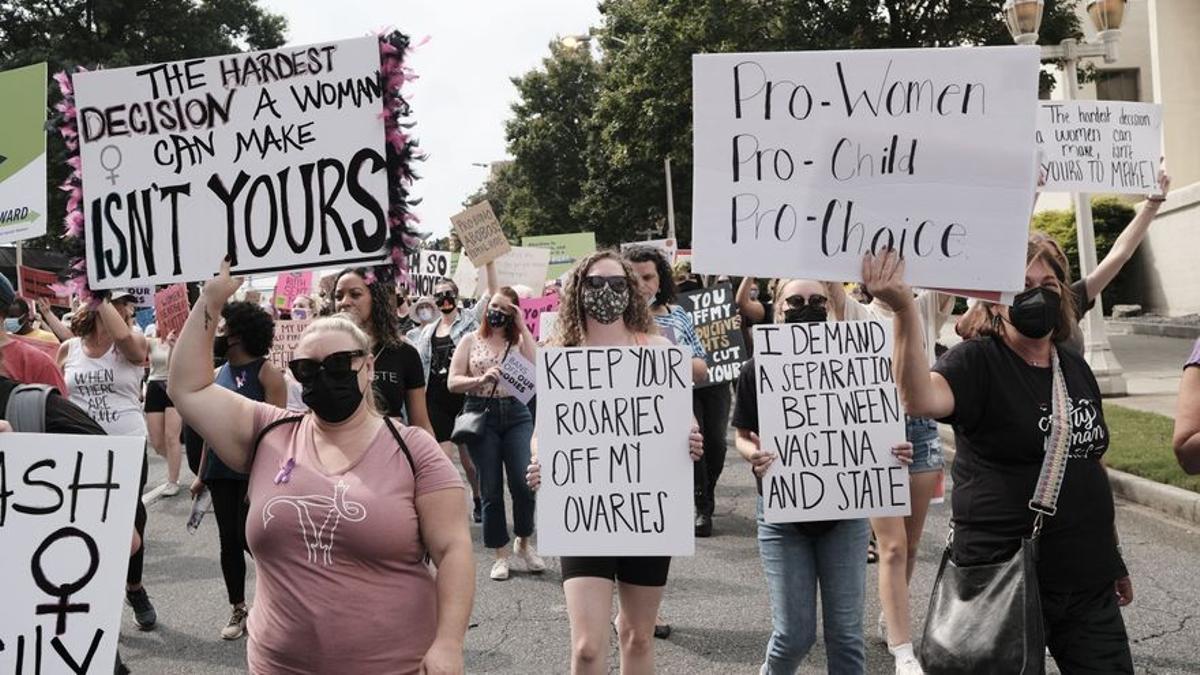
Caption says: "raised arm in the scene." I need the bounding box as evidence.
[168,259,260,473]
[1174,366,1200,475]
[863,252,954,420]
[37,298,74,341]
[96,298,148,364]
[736,276,766,324]
[1085,170,1170,303]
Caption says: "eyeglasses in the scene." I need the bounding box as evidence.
[434,291,457,304]
[583,275,629,293]
[783,294,828,310]
[288,350,365,384]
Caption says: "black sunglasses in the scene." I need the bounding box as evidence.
[584,275,629,293]
[783,294,828,310]
[434,291,457,303]
[288,350,365,384]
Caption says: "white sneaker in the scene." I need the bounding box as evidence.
[220,606,248,640]
[894,652,924,675]
[161,481,180,497]
[489,558,510,581]
[515,543,545,573]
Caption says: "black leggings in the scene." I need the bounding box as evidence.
[208,479,250,605]
[692,384,732,517]
[127,451,148,586]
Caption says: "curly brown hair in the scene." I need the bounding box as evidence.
[550,250,656,347]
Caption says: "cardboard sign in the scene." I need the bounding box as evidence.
[401,250,452,296]
[73,37,390,289]
[498,351,537,404]
[153,283,189,338]
[753,321,909,523]
[519,294,561,341]
[534,346,695,556]
[538,311,559,344]
[678,282,748,386]
[521,232,596,279]
[621,238,677,264]
[1037,101,1162,194]
[0,62,48,245]
[128,286,154,309]
[453,246,552,298]
[273,271,313,310]
[0,432,144,674]
[18,266,70,308]
[451,201,509,266]
[268,318,311,371]
[691,46,1040,292]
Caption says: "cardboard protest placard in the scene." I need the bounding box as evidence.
[268,318,312,371]
[0,432,145,674]
[621,238,677,264]
[450,254,478,299]
[401,250,452,296]
[535,346,695,556]
[451,201,510,266]
[153,283,189,338]
[73,37,391,289]
[691,46,1040,292]
[519,294,561,341]
[0,62,48,245]
[18,266,70,308]
[521,232,596,279]
[273,271,313,310]
[538,311,559,343]
[498,351,537,404]
[678,282,748,386]
[488,247,551,293]
[753,320,909,523]
[1037,101,1162,194]
[128,286,154,309]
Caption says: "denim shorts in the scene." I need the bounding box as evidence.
[905,416,944,474]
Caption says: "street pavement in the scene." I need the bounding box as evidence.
[119,332,1200,674]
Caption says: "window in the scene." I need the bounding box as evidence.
[1095,68,1140,102]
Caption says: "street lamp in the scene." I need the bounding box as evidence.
[1002,0,1129,395]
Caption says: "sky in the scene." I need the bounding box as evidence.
[259,0,602,240]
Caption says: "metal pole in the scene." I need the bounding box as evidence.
[1061,40,1127,395]
[664,158,676,242]
[14,243,23,295]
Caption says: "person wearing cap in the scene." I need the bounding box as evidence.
[57,288,158,630]
[0,274,68,392]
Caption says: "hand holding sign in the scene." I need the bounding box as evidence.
[200,257,245,307]
[862,250,911,315]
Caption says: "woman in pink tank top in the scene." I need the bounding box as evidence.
[169,260,474,675]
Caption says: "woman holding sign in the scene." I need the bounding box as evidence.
[526,251,705,675]
[866,241,1134,673]
[448,286,543,581]
[170,260,474,675]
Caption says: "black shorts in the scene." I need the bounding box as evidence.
[560,556,671,587]
[145,380,173,412]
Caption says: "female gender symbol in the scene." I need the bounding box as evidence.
[31,526,100,635]
[99,145,123,185]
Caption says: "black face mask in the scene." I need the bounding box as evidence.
[783,305,828,324]
[486,309,512,328]
[1008,286,1061,339]
[301,369,364,423]
[213,334,230,359]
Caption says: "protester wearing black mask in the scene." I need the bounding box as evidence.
[869,235,1134,673]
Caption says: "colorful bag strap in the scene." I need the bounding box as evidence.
[1028,348,1073,532]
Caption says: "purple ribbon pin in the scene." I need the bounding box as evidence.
[274,458,295,485]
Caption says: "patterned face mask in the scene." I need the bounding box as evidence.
[581,284,629,325]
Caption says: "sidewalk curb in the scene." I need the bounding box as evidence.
[1107,319,1200,340]
[938,428,1200,527]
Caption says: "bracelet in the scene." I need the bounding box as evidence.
[1148,196,1166,203]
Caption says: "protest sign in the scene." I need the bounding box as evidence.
[451,254,478,298]
[535,346,695,556]
[678,282,748,386]
[153,283,189,338]
[0,62,48,245]
[621,238,677,264]
[498,351,537,404]
[451,201,510,266]
[488,247,551,292]
[521,232,596,279]
[18,266,70,308]
[519,294,561,341]
[691,46,1040,292]
[538,311,558,343]
[128,286,154,309]
[401,250,452,296]
[1037,100,1162,194]
[73,37,391,289]
[273,271,313,310]
[0,432,144,674]
[753,320,909,523]
[268,318,311,371]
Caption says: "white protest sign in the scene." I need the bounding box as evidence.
[402,250,452,296]
[73,37,390,289]
[268,318,312,371]
[691,46,1040,292]
[0,433,144,673]
[499,351,537,404]
[451,254,479,298]
[535,346,695,556]
[753,321,909,523]
[483,246,551,292]
[1037,101,1161,194]
[538,311,558,343]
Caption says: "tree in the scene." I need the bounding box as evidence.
[0,0,287,253]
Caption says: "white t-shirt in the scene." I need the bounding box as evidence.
[63,338,148,437]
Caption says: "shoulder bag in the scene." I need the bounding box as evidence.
[450,342,512,445]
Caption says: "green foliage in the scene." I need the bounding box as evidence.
[0,0,287,255]
[1104,405,1200,493]
[1031,196,1137,312]
[479,0,1082,247]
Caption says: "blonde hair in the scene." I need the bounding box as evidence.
[301,313,382,416]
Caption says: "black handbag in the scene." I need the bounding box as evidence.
[919,349,1072,675]
[449,343,511,445]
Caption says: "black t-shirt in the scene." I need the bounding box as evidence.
[933,336,1125,591]
[0,378,106,435]
[373,342,426,420]
[732,358,837,536]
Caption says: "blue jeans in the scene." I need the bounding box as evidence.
[464,396,535,549]
[905,415,944,474]
[756,497,868,675]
